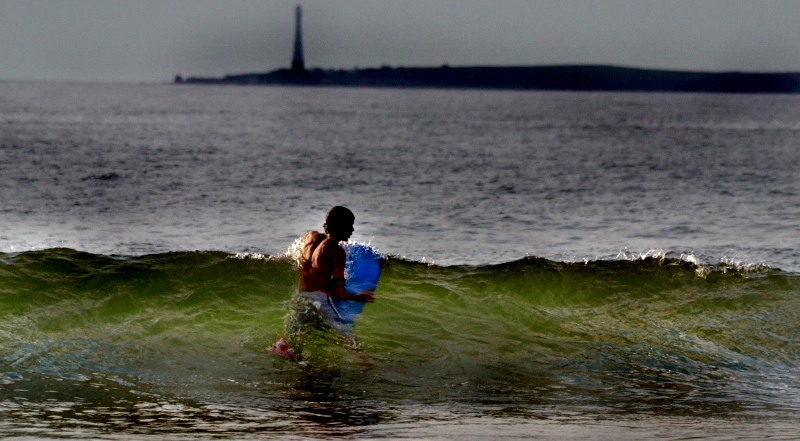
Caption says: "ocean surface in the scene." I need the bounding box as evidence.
[1,82,799,439]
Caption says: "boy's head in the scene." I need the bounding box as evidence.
[324,206,355,240]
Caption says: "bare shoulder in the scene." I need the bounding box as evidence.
[301,231,325,251]
[300,231,325,261]
[301,230,325,245]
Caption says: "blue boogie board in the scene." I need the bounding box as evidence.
[332,242,382,324]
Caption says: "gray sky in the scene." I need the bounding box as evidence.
[2,0,800,83]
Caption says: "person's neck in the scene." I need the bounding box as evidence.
[327,234,345,243]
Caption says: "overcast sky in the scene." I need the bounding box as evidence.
[2,0,800,83]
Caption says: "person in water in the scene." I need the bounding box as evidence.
[298,206,375,307]
[272,206,374,357]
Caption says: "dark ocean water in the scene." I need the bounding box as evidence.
[1,82,799,439]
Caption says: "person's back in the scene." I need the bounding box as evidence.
[299,230,331,294]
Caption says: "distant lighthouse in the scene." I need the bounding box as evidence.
[291,5,305,72]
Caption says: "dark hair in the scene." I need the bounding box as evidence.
[324,206,355,233]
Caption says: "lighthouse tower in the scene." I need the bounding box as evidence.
[291,5,305,72]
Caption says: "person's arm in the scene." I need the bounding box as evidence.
[329,246,374,303]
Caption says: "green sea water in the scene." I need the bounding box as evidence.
[1,248,799,438]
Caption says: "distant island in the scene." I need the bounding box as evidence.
[175,6,799,93]
[175,65,800,93]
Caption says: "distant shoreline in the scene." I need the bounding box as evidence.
[176,64,800,93]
